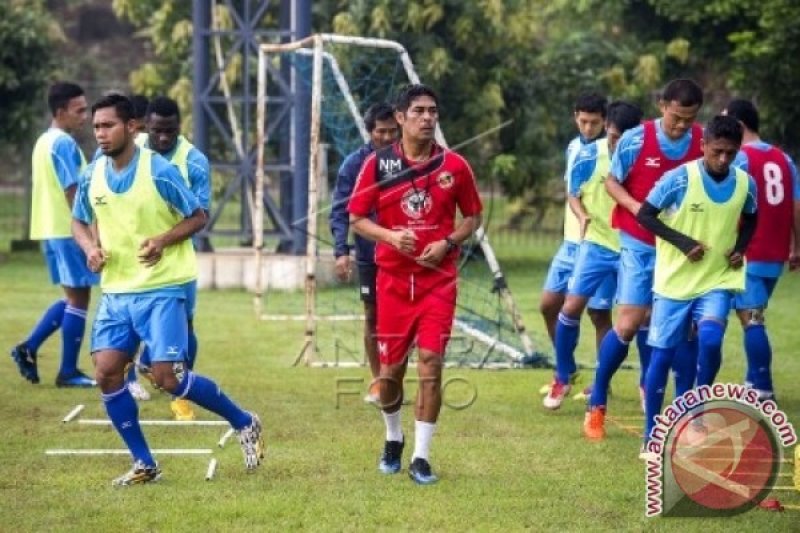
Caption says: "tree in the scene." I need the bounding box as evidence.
[0,0,60,147]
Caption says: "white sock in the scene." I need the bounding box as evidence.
[413,420,437,461]
[383,410,403,442]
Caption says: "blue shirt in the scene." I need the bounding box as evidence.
[647,161,757,214]
[568,141,601,197]
[329,143,376,264]
[73,149,201,297]
[49,128,85,190]
[732,140,800,277]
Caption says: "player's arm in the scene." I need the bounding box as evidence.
[605,129,642,215]
[567,150,595,239]
[52,137,84,209]
[636,170,705,262]
[728,177,759,269]
[605,175,641,215]
[140,166,207,267]
[331,155,360,280]
[71,169,107,272]
[787,155,800,270]
[188,150,211,215]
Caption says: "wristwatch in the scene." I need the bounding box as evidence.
[444,237,458,253]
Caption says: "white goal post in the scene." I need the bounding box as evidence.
[253,33,542,368]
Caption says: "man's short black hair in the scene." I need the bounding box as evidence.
[146,96,181,121]
[48,82,84,116]
[129,94,150,120]
[574,93,608,117]
[394,84,439,113]
[704,115,743,145]
[661,78,704,108]
[91,93,134,122]
[364,102,395,132]
[724,99,759,134]
[607,100,643,133]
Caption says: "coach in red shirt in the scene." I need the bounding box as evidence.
[348,84,482,485]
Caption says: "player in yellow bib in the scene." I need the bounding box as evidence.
[636,115,758,453]
[72,94,263,486]
[11,82,98,387]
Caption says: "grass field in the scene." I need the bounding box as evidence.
[1,245,798,532]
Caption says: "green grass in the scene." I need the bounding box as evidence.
[0,248,798,532]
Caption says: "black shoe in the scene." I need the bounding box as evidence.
[10,344,39,384]
[55,369,97,388]
[378,438,404,474]
[408,457,439,485]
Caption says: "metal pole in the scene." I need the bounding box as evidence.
[291,0,312,255]
[192,0,210,154]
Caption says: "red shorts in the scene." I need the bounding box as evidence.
[375,268,457,365]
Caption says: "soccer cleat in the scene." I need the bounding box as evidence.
[583,406,607,441]
[638,443,658,461]
[111,460,162,487]
[55,370,96,388]
[540,371,579,395]
[170,398,195,420]
[238,412,265,471]
[543,380,572,410]
[378,439,404,474]
[363,381,380,405]
[10,344,39,384]
[408,457,439,485]
[128,381,151,401]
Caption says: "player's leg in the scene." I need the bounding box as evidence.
[734,273,777,399]
[694,290,732,387]
[92,294,160,486]
[409,274,456,485]
[145,295,263,471]
[171,281,199,420]
[52,239,97,387]
[539,241,576,346]
[359,263,380,403]
[11,241,67,384]
[642,296,692,452]
[375,270,414,475]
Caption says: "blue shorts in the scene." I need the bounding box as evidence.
[648,290,731,349]
[43,238,99,288]
[567,241,618,310]
[92,293,188,363]
[732,273,779,310]
[616,246,655,306]
[543,241,611,310]
[182,280,198,319]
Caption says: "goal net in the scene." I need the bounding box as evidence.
[254,34,549,369]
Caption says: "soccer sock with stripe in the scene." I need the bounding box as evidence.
[23,299,66,352]
[744,324,772,392]
[59,305,87,376]
[589,330,630,408]
[413,420,436,461]
[696,320,725,387]
[644,347,675,441]
[636,327,652,389]
[554,312,580,384]
[102,386,155,467]
[672,337,698,397]
[175,371,252,430]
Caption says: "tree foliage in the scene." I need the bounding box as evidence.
[0,0,61,146]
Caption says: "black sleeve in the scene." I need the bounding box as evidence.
[636,201,699,255]
[733,211,758,255]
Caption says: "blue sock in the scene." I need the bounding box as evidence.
[23,299,66,352]
[554,313,580,384]
[187,329,198,370]
[126,362,137,383]
[636,327,652,389]
[644,347,675,441]
[589,330,630,408]
[744,324,773,392]
[696,321,725,387]
[139,346,152,368]
[59,306,87,376]
[102,386,155,466]
[175,372,252,430]
[672,338,698,397]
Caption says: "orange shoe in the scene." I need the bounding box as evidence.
[583,406,606,441]
[363,380,380,405]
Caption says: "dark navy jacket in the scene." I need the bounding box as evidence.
[329,143,376,265]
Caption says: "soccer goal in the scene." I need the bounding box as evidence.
[253,34,549,369]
